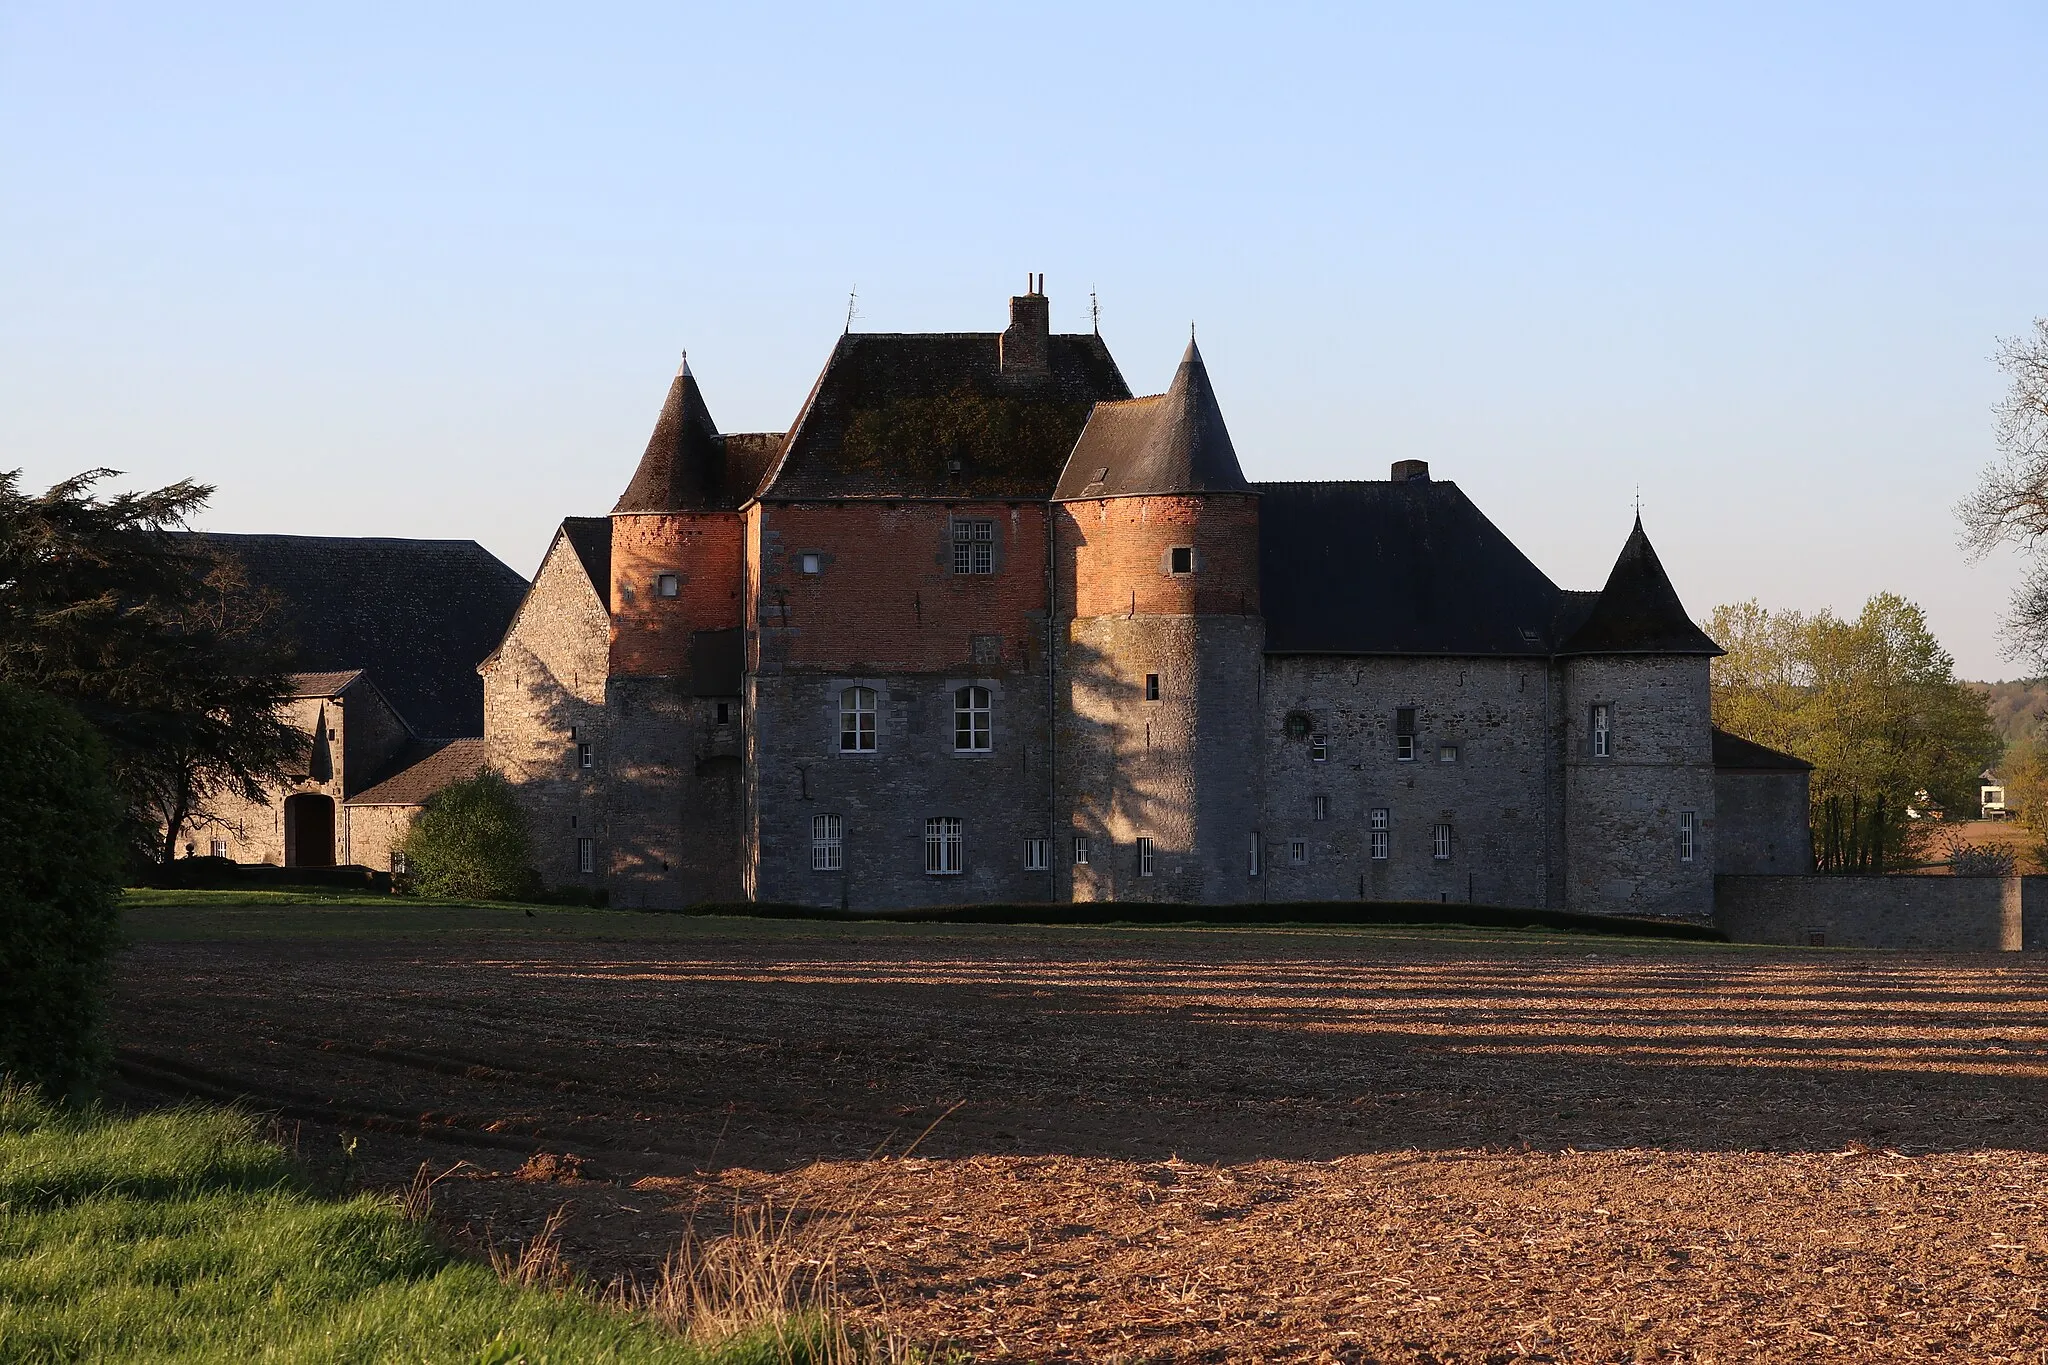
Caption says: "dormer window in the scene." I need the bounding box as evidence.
[656,573,680,597]
[1169,546,1194,575]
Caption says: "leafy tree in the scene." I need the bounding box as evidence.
[0,684,125,1098]
[1959,318,2048,663]
[1707,593,2000,864]
[0,469,302,863]
[398,769,538,901]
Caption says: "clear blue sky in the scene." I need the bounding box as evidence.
[4,3,2045,677]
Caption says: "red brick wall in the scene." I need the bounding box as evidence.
[1056,494,1260,619]
[610,513,745,678]
[749,501,1049,673]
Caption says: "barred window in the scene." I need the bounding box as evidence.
[952,519,994,575]
[925,817,963,875]
[577,837,595,874]
[1136,836,1155,877]
[209,839,228,859]
[812,814,843,871]
[1072,836,1091,866]
[1370,829,1389,860]
[1433,824,1452,860]
[839,687,876,752]
[1289,839,1308,865]
[1592,704,1611,758]
[1024,838,1050,871]
[1313,794,1328,821]
[954,685,992,751]
[1680,810,1696,863]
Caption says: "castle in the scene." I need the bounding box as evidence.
[477,284,1811,920]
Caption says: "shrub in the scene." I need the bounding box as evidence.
[1947,839,2018,877]
[398,768,539,901]
[0,684,126,1099]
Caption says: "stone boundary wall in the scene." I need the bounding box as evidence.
[1714,874,2048,950]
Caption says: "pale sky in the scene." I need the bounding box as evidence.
[4,3,2045,677]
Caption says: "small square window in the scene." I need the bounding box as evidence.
[1169,546,1194,575]
[1144,673,1160,701]
[656,573,680,597]
[1439,744,1458,763]
[715,701,730,725]
[578,837,596,874]
[1136,836,1155,877]
[1433,824,1452,860]
[800,553,823,575]
[1309,734,1328,763]
[1288,839,1308,865]
[578,742,593,769]
[1312,795,1328,821]
[1024,838,1050,871]
[1807,931,1827,947]
[1072,836,1091,866]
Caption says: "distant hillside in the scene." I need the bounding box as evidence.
[1966,679,2048,754]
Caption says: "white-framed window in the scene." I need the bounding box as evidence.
[209,838,228,859]
[1073,836,1091,866]
[1438,744,1458,763]
[799,553,822,575]
[1137,836,1155,877]
[812,814,843,871]
[1313,794,1328,821]
[1024,838,1050,871]
[1592,704,1611,758]
[578,742,593,769]
[578,837,596,873]
[839,686,877,752]
[954,685,992,752]
[1369,807,1390,862]
[1680,810,1696,863]
[1433,824,1452,860]
[1310,734,1329,763]
[952,519,994,575]
[925,817,964,875]
[1395,707,1417,762]
[1396,735,1415,762]
[1144,673,1160,701]
[1248,832,1261,877]
[656,573,680,597]
[1288,839,1308,866]
[391,850,408,876]
[1370,829,1389,860]
[1169,546,1194,575]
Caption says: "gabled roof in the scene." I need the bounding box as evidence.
[1256,480,1568,656]
[183,533,527,739]
[345,737,489,807]
[559,517,612,604]
[611,356,786,513]
[1713,729,1814,773]
[1557,517,1723,657]
[1054,340,1251,500]
[287,670,363,698]
[759,331,1130,500]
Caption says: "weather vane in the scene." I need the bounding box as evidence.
[845,285,859,334]
[1090,287,1100,335]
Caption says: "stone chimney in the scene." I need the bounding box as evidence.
[1391,459,1431,483]
[1001,275,1049,378]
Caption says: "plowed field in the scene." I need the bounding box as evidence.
[113,906,2048,1362]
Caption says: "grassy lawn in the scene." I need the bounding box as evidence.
[0,1087,838,1364]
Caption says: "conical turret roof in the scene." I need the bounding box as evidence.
[613,356,727,513]
[1557,517,1723,656]
[1054,339,1252,499]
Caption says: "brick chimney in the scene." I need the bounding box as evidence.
[1001,275,1049,378]
[1391,459,1431,483]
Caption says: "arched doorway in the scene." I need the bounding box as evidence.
[284,794,336,867]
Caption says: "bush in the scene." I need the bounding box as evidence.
[0,684,126,1099]
[398,768,539,901]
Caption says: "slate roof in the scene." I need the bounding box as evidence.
[345,737,489,807]
[183,533,527,738]
[287,670,363,698]
[1256,480,1569,656]
[1713,729,1814,773]
[1054,340,1251,500]
[759,331,1131,500]
[611,358,786,513]
[1556,517,1723,656]
[559,517,612,604]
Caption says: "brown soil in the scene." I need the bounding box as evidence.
[112,914,2048,1362]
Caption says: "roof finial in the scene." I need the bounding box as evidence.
[1190,320,1196,342]
[1089,286,1100,335]
[676,349,690,378]
[845,285,859,334]
[1633,483,1642,518]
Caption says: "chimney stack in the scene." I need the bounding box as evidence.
[1391,459,1430,483]
[1001,279,1050,378]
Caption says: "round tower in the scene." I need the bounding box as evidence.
[1051,340,1264,903]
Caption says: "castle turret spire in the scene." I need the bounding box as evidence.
[612,353,725,513]
[1558,516,1723,656]
[1054,338,1250,499]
